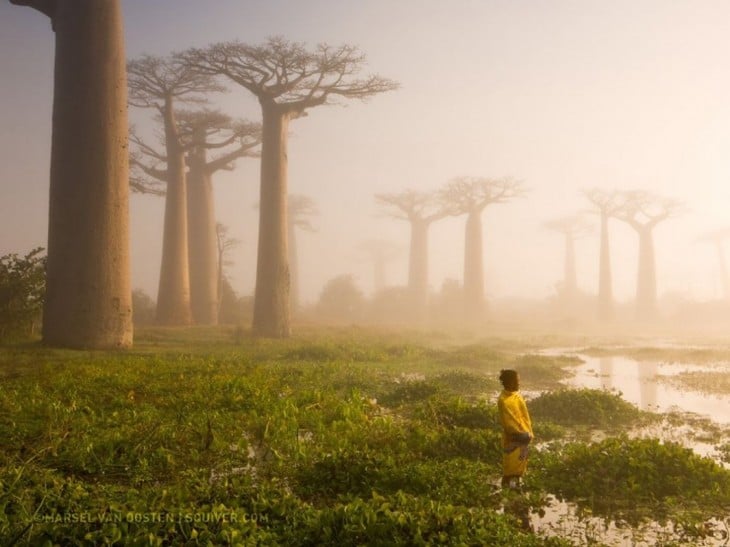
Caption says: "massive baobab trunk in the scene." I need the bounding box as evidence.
[253,106,290,337]
[636,227,657,320]
[597,212,614,321]
[288,219,300,313]
[186,142,218,325]
[13,0,133,348]
[463,211,485,317]
[156,102,192,325]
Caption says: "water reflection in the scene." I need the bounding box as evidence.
[638,360,658,411]
[563,354,730,423]
[598,356,612,391]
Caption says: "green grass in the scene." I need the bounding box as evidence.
[0,327,728,545]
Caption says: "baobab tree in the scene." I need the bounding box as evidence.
[440,177,525,320]
[254,194,318,312]
[615,191,683,320]
[696,228,730,302]
[544,215,593,308]
[10,0,132,348]
[375,190,449,309]
[583,189,625,321]
[127,54,223,326]
[180,110,260,325]
[287,195,318,313]
[131,113,259,325]
[358,239,402,293]
[181,37,398,338]
[215,222,240,318]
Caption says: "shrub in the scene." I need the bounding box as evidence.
[0,247,45,340]
[529,388,645,428]
[537,436,730,523]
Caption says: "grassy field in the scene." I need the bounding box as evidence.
[1,326,729,545]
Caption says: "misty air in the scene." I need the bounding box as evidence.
[1,1,729,545]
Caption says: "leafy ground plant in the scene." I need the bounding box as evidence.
[1,328,727,545]
[534,435,730,538]
[529,388,651,430]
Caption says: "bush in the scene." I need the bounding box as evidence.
[131,288,155,326]
[529,388,645,428]
[0,247,45,341]
[317,275,365,322]
[537,436,730,524]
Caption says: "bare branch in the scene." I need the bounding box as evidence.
[176,108,262,174]
[127,54,225,110]
[544,215,594,238]
[582,188,627,217]
[179,36,398,113]
[439,176,527,215]
[129,127,168,163]
[375,189,449,224]
[613,190,685,231]
[129,164,166,197]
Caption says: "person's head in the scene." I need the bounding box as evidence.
[499,369,520,391]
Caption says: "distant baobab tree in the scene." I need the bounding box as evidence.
[615,191,683,320]
[440,177,526,320]
[544,215,593,306]
[583,189,625,321]
[10,0,132,348]
[695,227,730,302]
[358,239,401,293]
[288,195,318,313]
[127,54,224,326]
[215,223,241,318]
[131,112,260,326]
[375,190,449,309]
[181,37,398,338]
[180,110,260,325]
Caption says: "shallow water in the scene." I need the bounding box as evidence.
[560,353,730,424]
[527,348,730,545]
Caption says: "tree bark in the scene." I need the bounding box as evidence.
[288,219,300,314]
[187,144,218,325]
[408,219,429,308]
[463,210,485,319]
[155,99,192,325]
[636,227,657,320]
[597,211,614,321]
[39,0,133,348]
[252,105,290,337]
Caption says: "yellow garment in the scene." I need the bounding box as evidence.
[497,390,533,477]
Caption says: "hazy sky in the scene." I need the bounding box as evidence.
[2,0,730,305]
